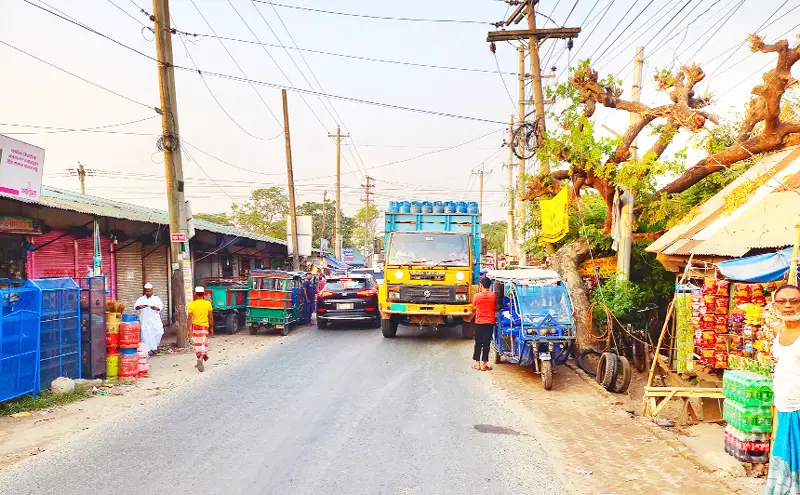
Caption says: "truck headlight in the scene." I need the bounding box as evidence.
[456,272,465,281]
[455,294,467,302]
[394,270,403,280]
[388,292,400,300]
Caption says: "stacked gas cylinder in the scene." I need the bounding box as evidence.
[722,370,773,463]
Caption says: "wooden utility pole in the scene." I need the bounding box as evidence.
[153,0,189,346]
[282,89,300,272]
[617,46,644,281]
[517,46,527,181]
[506,114,517,257]
[321,190,327,242]
[328,127,349,260]
[362,176,373,268]
[77,163,86,194]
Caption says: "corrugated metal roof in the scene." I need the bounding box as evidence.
[647,146,800,257]
[39,186,286,246]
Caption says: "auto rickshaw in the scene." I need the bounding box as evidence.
[245,270,305,336]
[486,268,576,390]
[203,277,248,333]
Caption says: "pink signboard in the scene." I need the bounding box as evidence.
[0,134,45,203]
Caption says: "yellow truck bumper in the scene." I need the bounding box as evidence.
[380,303,473,318]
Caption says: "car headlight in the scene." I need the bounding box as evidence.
[394,270,403,280]
[456,272,465,281]
[455,293,467,302]
[388,292,400,300]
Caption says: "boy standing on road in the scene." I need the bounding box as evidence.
[466,277,497,371]
[187,286,214,372]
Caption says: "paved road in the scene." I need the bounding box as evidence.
[0,323,568,495]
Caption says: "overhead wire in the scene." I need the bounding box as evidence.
[253,2,491,25]
[0,115,158,135]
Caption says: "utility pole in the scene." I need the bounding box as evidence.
[527,1,548,175]
[362,176,373,268]
[282,89,300,272]
[153,0,189,347]
[321,190,327,242]
[517,45,527,182]
[77,163,86,194]
[472,166,486,214]
[506,114,517,258]
[617,46,644,281]
[328,127,349,260]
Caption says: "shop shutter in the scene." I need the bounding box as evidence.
[75,236,112,278]
[114,242,143,310]
[29,231,77,279]
[143,245,170,325]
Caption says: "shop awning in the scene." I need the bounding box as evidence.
[715,247,793,282]
[325,256,350,270]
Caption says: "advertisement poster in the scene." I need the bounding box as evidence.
[578,257,618,278]
[540,187,569,243]
[182,259,193,309]
[342,247,354,262]
[0,135,45,203]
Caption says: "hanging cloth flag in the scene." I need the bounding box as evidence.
[540,186,569,243]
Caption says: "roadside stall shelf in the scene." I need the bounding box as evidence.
[31,278,81,391]
[0,280,41,402]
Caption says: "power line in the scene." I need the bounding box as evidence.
[0,115,158,135]
[589,0,655,66]
[682,0,748,64]
[253,1,491,25]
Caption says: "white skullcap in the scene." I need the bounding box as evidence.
[144,283,153,289]
[195,286,205,293]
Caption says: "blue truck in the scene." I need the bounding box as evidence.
[377,201,482,339]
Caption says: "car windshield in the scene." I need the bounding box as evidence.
[514,284,571,323]
[387,233,470,267]
[324,278,368,291]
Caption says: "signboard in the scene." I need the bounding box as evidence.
[171,232,188,243]
[0,215,39,234]
[578,257,618,278]
[286,215,312,256]
[182,259,193,308]
[540,187,569,243]
[342,247,355,262]
[0,135,45,203]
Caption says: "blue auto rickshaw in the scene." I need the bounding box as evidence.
[487,269,576,390]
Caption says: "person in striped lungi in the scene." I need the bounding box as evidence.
[187,286,214,372]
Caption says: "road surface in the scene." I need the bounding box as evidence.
[0,323,569,494]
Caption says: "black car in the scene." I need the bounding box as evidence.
[316,275,380,328]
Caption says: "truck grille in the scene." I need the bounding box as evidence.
[399,286,455,303]
[409,271,445,281]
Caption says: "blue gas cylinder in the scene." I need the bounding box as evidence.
[400,201,411,213]
[388,201,399,213]
[422,201,433,213]
[457,201,468,213]
[468,202,479,214]
[410,201,422,213]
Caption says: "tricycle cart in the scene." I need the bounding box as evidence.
[245,270,305,336]
[486,268,576,390]
[203,278,248,334]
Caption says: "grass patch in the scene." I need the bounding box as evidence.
[0,388,90,417]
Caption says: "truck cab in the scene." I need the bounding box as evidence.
[378,205,481,339]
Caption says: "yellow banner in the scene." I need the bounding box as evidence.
[578,257,618,278]
[540,187,569,243]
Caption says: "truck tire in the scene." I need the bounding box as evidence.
[596,352,618,391]
[540,359,554,390]
[225,312,239,334]
[461,319,476,340]
[612,355,632,394]
[381,317,398,338]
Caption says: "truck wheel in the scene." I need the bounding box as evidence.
[226,312,239,334]
[381,317,398,338]
[540,359,554,390]
[461,320,476,340]
[612,355,632,393]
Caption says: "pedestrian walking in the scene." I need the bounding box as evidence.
[303,272,316,325]
[465,276,496,371]
[187,286,214,372]
[766,284,800,494]
[134,283,164,356]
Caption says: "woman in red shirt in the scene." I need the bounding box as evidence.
[467,277,497,371]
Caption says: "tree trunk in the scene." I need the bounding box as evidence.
[547,238,594,352]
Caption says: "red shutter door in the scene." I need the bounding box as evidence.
[76,236,112,278]
[29,231,76,279]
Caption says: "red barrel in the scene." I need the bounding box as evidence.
[119,349,138,379]
[119,314,141,349]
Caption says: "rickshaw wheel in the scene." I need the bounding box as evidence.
[281,325,291,336]
[540,360,553,390]
[612,355,632,393]
[596,352,618,391]
[491,346,502,365]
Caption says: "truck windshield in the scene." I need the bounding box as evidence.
[387,233,470,267]
[514,285,571,323]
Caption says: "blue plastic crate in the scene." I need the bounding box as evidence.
[0,279,41,403]
[30,278,81,393]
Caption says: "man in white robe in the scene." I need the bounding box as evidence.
[134,283,164,355]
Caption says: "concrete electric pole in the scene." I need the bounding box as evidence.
[153,0,189,346]
[328,127,349,260]
[77,163,86,194]
[321,190,327,243]
[362,176,373,268]
[506,114,517,258]
[282,89,300,272]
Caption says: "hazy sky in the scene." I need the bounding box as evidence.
[1,0,797,225]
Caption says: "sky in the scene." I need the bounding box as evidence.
[1,0,798,228]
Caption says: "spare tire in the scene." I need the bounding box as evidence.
[597,352,618,391]
[578,349,601,377]
[612,355,632,393]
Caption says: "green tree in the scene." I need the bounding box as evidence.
[230,187,288,239]
[481,220,507,253]
[297,199,355,249]
[350,205,380,249]
[194,212,233,226]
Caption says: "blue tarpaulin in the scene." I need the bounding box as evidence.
[325,256,350,271]
[716,247,793,282]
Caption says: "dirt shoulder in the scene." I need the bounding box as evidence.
[0,333,281,471]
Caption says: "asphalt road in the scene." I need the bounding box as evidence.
[0,323,568,495]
